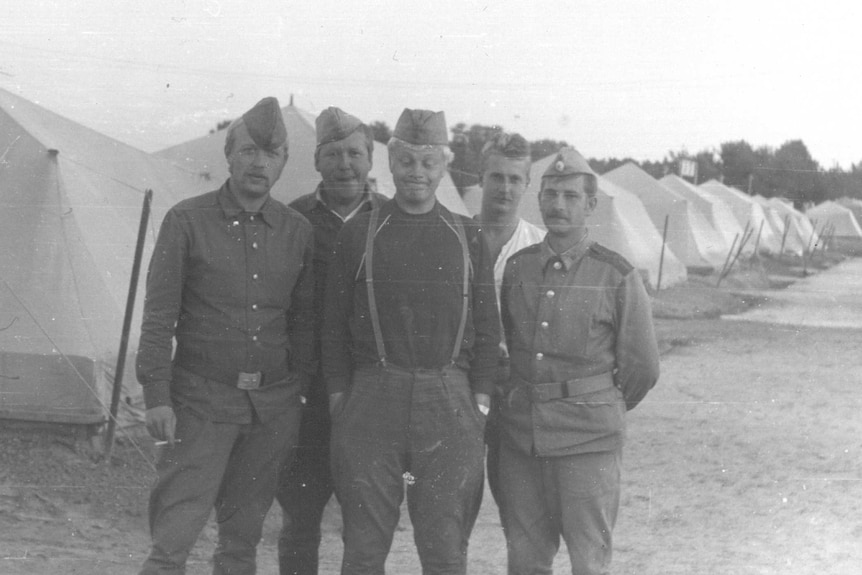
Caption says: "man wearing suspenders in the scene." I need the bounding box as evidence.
[323,108,500,574]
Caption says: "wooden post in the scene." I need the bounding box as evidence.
[104,189,153,460]
[779,215,791,256]
[717,233,739,287]
[656,215,669,291]
[752,220,765,258]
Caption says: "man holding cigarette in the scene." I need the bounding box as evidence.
[136,97,315,575]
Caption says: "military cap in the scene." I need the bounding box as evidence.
[482,131,531,159]
[315,106,371,147]
[542,147,596,179]
[392,108,448,146]
[241,97,287,150]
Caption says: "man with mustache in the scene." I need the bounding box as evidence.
[276,107,386,575]
[136,97,315,575]
[324,108,500,574]
[496,147,660,575]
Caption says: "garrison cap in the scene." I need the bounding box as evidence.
[542,147,596,179]
[241,97,287,150]
[482,131,531,159]
[315,106,371,147]
[392,108,448,146]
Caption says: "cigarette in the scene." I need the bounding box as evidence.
[154,439,182,446]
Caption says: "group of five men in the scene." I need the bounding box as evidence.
[136,97,660,575]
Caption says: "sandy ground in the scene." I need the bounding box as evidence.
[2,256,861,574]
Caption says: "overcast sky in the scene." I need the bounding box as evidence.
[2,0,859,168]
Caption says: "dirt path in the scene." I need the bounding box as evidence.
[726,257,862,329]
[3,259,861,574]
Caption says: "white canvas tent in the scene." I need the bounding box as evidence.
[835,197,862,229]
[0,87,210,424]
[157,101,470,216]
[660,174,742,258]
[516,154,686,289]
[699,180,784,254]
[806,200,862,254]
[604,163,724,271]
[766,197,819,255]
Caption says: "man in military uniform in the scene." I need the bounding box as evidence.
[137,97,315,575]
[276,106,386,575]
[324,108,500,574]
[497,147,660,574]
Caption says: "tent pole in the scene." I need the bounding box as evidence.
[718,227,753,287]
[656,215,669,291]
[779,215,791,257]
[104,189,153,460]
[752,220,765,259]
[717,233,739,285]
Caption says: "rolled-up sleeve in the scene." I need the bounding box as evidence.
[614,272,660,410]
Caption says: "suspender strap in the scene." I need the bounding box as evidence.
[439,213,471,364]
[364,209,390,365]
[363,208,471,368]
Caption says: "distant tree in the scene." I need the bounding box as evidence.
[693,149,723,183]
[720,140,758,190]
[530,138,570,162]
[758,140,825,205]
[370,121,392,144]
[209,119,232,134]
[448,122,502,192]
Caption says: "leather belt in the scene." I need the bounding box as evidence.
[514,372,614,403]
[177,362,288,390]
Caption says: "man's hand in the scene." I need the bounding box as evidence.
[329,392,346,417]
[474,393,491,416]
[146,406,177,444]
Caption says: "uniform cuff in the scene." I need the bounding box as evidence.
[142,381,172,410]
[325,375,349,395]
[470,378,495,397]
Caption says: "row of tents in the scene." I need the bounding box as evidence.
[2,87,861,425]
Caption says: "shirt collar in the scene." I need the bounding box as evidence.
[314,182,375,222]
[540,230,592,271]
[217,181,278,227]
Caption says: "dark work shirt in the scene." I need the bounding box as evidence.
[323,200,501,396]
[289,183,387,404]
[499,235,660,456]
[136,182,315,420]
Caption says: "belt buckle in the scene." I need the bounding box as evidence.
[237,371,262,390]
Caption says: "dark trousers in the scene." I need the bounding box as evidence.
[331,364,486,575]
[498,443,621,575]
[140,407,300,575]
[275,396,334,575]
[484,358,510,530]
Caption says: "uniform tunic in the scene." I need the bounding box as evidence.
[499,235,659,457]
[497,234,659,575]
